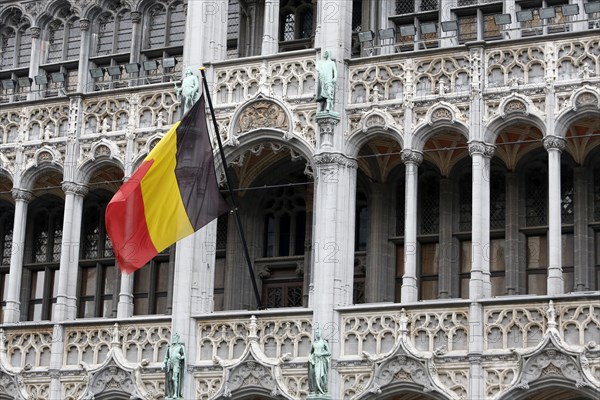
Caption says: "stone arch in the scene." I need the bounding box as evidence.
[77,157,125,188]
[555,88,600,139]
[360,384,448,400]
[346,113,404,158]
[0,5,31,26]
[220,131,314,178]
[19,163,63,192]
[410,120,469,153]
[484,99,547,144]
[497,380,598,400]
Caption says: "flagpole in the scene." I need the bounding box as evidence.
[199,68,263,310]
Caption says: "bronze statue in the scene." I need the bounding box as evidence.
[308,328,331,395]
[163,332,186,399]
[316,50,337,113]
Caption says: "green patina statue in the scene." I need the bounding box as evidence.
[175,67,200,115]
[308,328,331,396]
[316,50,337,113]
[163,332,186,399]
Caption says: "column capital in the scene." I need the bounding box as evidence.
[542,135,566,152]
[313,152,357,169]
[79,18,90,31]
[30,26,41,39]
[400,149,423,165]
[468,141,495,158]
[130,11,141,23]
[62,182,89,197]
[11,188,33,203]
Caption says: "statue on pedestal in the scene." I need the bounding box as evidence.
[175,67,200,116]
[316,50,337,114]
[308,328,331,398]
[163,332,186,399]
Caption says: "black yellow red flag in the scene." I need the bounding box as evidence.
[105,94,229,273]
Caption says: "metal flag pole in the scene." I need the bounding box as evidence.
[199,67,263,310]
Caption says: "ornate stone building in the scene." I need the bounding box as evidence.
[0,0,599,399]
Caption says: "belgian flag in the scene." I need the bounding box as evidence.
[105,93,229,273]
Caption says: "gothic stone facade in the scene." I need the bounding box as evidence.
[0,1,599,399]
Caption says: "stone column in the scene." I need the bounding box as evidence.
[262,0,280,55]
[400,149,422,303]
[469,141,495,300]
[28,27,41,101]
[54,182,88,321]
[172,219,219,400]
[573,166,591,291]
[543,135,566,295]
[3,189,33,323]
[504,172,523,295]
[365,182,393,302]
[311,115,357,400]
[184,0,229,65]
[77,19,91,93]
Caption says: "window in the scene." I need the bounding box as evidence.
[133,251,173,315]
[279,0,315,51]
[78,190,119,318]
[262,186,306,257]
[227,0,240,58]
[22,196,64,321]
[0,9,31,70]
[45,10,81,63]
[418,165,441,300]
[0,200,13,321]
[141,1,185,84]
[89,7,133,90]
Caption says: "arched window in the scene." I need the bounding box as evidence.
[78,190,119,318]
[144,1,186,49]
[0,200,14,321]
[23,196,64,321]
[147,4,167,48]
[95,10,132,56]
[0,9,31,70]
[45,9,81,64]
[279,0,315,51]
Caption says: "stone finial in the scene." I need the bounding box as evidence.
[249,315,258,341]
[547,300,557,329]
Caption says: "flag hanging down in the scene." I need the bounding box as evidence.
[105,93,229,273]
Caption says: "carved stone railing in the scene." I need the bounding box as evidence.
[1,324,54,369]
[339,302,470,358]
[483,296,600,352]
[196,311,313,363]
[63,318,171,367]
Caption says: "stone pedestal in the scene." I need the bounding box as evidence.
[307,394,332,400]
